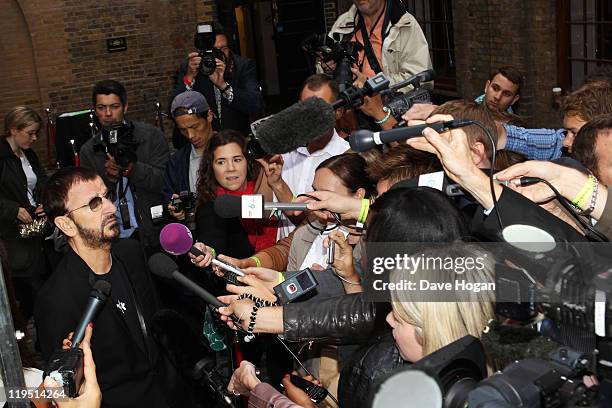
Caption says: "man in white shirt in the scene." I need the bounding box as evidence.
[277,74,350,238]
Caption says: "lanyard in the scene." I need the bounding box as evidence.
[357,3,387,74]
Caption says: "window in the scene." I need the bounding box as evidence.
[558,0,612,90]
[404,0,456,95]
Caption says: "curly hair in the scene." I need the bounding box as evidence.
[195,130,258,207]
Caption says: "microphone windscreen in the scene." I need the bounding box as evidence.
[213,194,242,219]
[148,252,179,279]
[255,97,336,154]
[91,280,111,300]
[159,223,193,255]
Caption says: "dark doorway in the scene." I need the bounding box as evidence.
[216,0,327,112]
[273,0,327,104]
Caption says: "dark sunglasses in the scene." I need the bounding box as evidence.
[66,190,116,215]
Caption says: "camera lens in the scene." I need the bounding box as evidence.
[199,55,217,76]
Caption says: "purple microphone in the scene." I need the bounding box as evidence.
[159,223,204,257]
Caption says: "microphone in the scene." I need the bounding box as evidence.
[386,69,436,93]
[148,253,226,310]
[348,119,473,152]
[214,194,308,219]
[72,280,111,348]
[247,97,336,157]
[159,223,244,275]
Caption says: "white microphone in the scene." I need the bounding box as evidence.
[214,194,308,219]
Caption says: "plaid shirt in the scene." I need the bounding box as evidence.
[503,124,566,161]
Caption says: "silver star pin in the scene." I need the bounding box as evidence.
[116,300,126,314]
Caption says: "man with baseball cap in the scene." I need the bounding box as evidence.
[161,91,214,218]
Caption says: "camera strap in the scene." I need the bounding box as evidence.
[357,5,387,75]
[117,176,132,230]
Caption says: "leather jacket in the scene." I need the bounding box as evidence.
[283,292,391,344]
[338,338,404,408]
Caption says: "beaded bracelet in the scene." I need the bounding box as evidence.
[375,106,391,125]
[582,176,600,216]
[244,299,262,343]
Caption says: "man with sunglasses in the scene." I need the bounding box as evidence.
[172,23,264,142]
[35,166,172,407]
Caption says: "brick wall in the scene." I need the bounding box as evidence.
[453,0,561,128]
[0,0,217,164]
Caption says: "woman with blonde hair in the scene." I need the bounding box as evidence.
[387,243,496,363]
[0,106,48,320]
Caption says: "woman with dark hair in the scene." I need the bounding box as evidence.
[287,154,375,291]
[195,129,286,259]
[0,106,48,321]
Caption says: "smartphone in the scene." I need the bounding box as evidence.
[211,258,246,286]
[327,240,335,264]
[288,374,328,404]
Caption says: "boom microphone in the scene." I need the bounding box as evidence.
[214,194,308,219]
[249,97,336,156]
[348,119,474,152]
[148,253,226,310]
[72,280,111,348]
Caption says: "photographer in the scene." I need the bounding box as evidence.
[322,0,431,91]
[80,80,169,251]
[174,23,264,137]
[162,91,214,224]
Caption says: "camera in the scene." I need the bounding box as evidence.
[170,190,196,231]
[43,348,84,398]
[195,23,225,76]
[92,120,138,169]
[301,33,363,92]
[384,87,431,121]
[369,335,602,408]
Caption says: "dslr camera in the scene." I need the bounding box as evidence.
[92,120,138,169]
[195,23,225,76]
[170,190,197,231]
[301,33,363,92]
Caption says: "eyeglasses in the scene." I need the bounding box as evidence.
[65,190,116,215]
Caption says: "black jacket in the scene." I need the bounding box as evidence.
[0,137,47,276]
[175,54,264,136]
[35,239,167,408]
[161,143,191,202]
[195,201,254,259]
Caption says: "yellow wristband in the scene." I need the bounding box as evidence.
[249,256,262,268]
[208,246,216,257]
[357,199,370,225]
[278,272,285,284]
[572,176,594,208]
[577,178,595,210]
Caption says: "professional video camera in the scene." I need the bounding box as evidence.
[195,23,225,76]
[301,33,363,92]
[92,120,138,169]
[384,83,432,122]
[369,335,603,408]
[491,238,612,353]
[169,190,197,231]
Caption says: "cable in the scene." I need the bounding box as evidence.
[535,178,609,243]
[274,335,340,406]
[296,193,366,233]
[470,121,504,231]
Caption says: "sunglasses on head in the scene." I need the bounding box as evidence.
[66,190,116,215]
